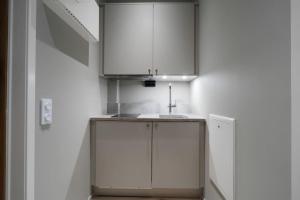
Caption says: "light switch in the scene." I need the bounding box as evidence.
[41,98,53,125]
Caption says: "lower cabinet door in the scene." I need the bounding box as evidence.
[95,121,152,189]
[152,122,200,189]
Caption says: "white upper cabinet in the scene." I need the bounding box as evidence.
[103,3,196,75]
[153,3,195,75]
[104,4,154,75]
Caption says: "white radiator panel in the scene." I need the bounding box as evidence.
[209,114,235,200]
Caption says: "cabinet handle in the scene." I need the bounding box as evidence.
[155,69,158,75]
[146,123,150,128]
[154,123,158,129]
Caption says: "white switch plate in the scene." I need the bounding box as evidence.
[41,98,53,125]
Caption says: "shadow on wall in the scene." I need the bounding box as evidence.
[37,2,89,66]
[65,124,91,200]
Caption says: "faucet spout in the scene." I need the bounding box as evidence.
[168,83,176,114]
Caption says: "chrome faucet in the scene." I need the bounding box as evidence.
[168,83,176,114]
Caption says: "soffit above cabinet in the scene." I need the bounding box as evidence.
[43,0,99,42]
[102,0,197,3]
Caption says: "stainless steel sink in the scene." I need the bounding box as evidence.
[159,114,188,119]
[111,114,140,118]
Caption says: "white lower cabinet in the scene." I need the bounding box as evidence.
[152,122,201,189]
[93,120,204,194]
[95,121,152,189]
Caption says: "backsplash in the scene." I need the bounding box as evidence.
[107,80,191,114]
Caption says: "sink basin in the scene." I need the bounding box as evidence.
[111,114,140,118]
[159,114,188,119]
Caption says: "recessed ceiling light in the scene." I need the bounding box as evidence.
[182,76,187,80]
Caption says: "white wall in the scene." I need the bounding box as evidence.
[35,1,107,200]
[292,0,300,199]
[191,0,291,199]
[108,80,190,114]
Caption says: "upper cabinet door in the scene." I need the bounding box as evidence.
[153,3,195,75]
[104,4,153,75]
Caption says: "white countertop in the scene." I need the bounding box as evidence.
[90,113,205,122]
[137,113,204,119]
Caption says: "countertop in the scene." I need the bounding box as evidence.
[90,114,206,122]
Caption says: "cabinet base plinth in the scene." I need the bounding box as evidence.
[92,186,204,199]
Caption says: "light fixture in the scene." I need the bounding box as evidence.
[182,76,187,80]
[162,75,168,80]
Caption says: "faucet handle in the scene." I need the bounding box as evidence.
[171,100,177,108]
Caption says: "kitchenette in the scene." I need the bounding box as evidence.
[88,1,206,198]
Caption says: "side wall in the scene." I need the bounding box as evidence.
[292,0,300,199]
[35,1,107,200]
[191,0,291,199]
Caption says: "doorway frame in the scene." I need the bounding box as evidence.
[6,0,36,200]
[1,0,9,199]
